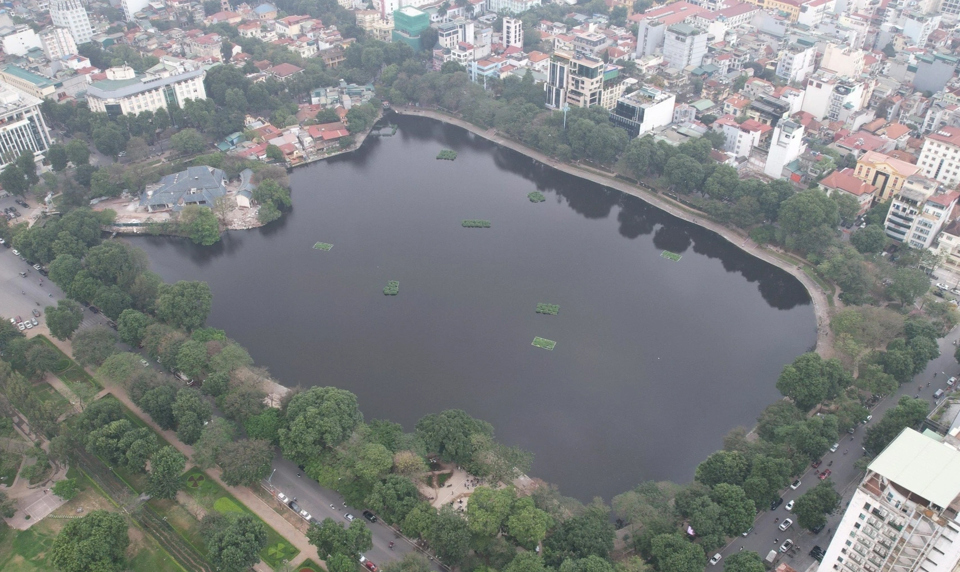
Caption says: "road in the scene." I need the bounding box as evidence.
[714,325,960,571]
[267,454,446,572]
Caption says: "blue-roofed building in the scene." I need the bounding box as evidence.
[141,166,227,212]
[253,3,277,19]
[236,168,255,209]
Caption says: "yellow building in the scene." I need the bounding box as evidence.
[854,150,921,202]
[741,0,800,21]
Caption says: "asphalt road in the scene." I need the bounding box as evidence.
[267,454,446,572]
[713,325,960,571]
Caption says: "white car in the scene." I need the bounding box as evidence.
[17,322,24,331]
[11,248,18,256]
[140,359,149,367]
[780,539,794,553]
[30,317,37,326]
[277,492,288,503]
[790,479,801,490]
[345,513,355,521]
[949,377,956,387]
[709,553,722,565]
[830,442,839,453]
[785,500,795,511]
[779,518,793,531]
[936,283,950,290]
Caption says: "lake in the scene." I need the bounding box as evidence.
[132,115,816,501]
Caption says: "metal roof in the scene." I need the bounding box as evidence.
[87,68,203,100]
[868,428,960,508]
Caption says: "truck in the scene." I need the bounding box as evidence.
[765,550,778,564]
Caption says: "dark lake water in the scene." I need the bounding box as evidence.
[132,115,816,501]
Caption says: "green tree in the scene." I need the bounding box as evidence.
[279,387,363,461]
[66,139,90,166]
[776,352,849,410]
[51,510,129,572]
[156,280,212,331]
[192,417,235,469]
[307,518,374,559]
[831,192,861,222]
[466,486,514,537]
[793,479,841,531]
[543,505,614,567]
[664,156,703,194]
[147,446,186,500]
[52,478,79,500]
[176,339,209,381]
[367,474,422,525]
[244,408,282,443]
[710,483,755,536]
[850,225,887,254]
[723,552,766,572]
[887,267,930,306]
[506,497,553,548]
[257,202,281,224]
[45,299,84,340]
[171,128,207,155]
[504,553,549,572]
[117,309,152,347]
[172,388,211,445]
[71,325,119,367]
[427,505,471,566]
[864,396,929,455]
[202,513,268,572]
[138,384,178,430]
[252,179,292,210]
[777,189,839,254]
[217,438,274,487]
[48,144,68,172]
[265,144,285,163]
[179,205,221,246]
[695,450,749,487]
[415,409,493,465]
[648,533,706,572]
[0,161,27,195]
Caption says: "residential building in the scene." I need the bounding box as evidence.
[40,27,77,60]
[764,119,805,179]
[141,166,226,212]
[775,42,816,83]
[122,0,149,21]
[820,43,865,78]
[1,26,41,57]
[392,7,429,52]
[741,0,801,20]
[0,66,59,99]
[0,81,53,169]
[884,175,958,249]
[609,85,676,137]
[545,51,625,110]
[49,0,93,45]
[662,23,706,70]
[715,115,772,157]
[503,17,522,48]
[86,65,206,117]
[819,167,876,215]
[918,127,960,187]
[818,428,960,572]
[914,53,959,94]
[855,151,921,202]
[486,0,541,14]
[355,10,394,42]
[902,11,940,47]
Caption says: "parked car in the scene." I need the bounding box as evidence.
[779,518,793,531]
[819,469,832,480]
[785,500,794,511]
[780,539,794,553]
[770,497,783,511]
[30,317,37,326]
[345,513,355,522]
[811,524,825,535]
[809,546,825,561]
[300,510,311,521]
[11,248,19,256]
[140,359,149,367]
[742,526,753,537]
[37,268,46,276]
[31,309,40,317]
[936,283,949,290]
[24,321,32,329]
[709,553,722,566]
[949,377,956,387]
[359,556,377,572]
[863,415,873,423]
[32,264,41,271]
[830,442,839,453]
[288,500,301,513]
[277,492,288,504]
[17,322,24,331]
[790,479,801,490]
[330,503,337,511]
[363,510,377,523]
[811,459,822,469]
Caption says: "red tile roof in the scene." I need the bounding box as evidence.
[927,126,960,148]
[820,168,876,196]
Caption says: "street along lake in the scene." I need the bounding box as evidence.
[132,115,816,501]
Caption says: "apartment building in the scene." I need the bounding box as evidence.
[817,429,960,572]
[40,27,77,60]
[545,51,625,110]
[86,65,206,117]
[0,81,53,168]
[775,42,816,83]
[502,17,522,48]
[662,23,707,70]
[883,175,958,250]
[764,119,805,179]
[49,0,93,45]
[608,85,676,137]
[918,127,960,187]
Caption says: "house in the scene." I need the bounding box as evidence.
[266,63,304,80]
[140,166,227,212]
[253,3,278,19]
[854,150,921,202]
[236,168,254,208]
[819,168,876,216]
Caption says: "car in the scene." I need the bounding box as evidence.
[0,238,4,244]
[17,322,24,331]
[863,415,873,423]
[37,268,46,276]
[742,526,753,537]
[847,427,855,434]
[949,377,956,387]
[780,539,794,553]
[32,264,40,271]
[809,546,825,561]
[277,492,288,503]
[31,309,40,317]
[24,321,31,329]
[345,513,355,521]
[935,290,945,298]
[830,442,839,453]
[11,248,18,255]
[790,479,801,490]
[88,305,100,314]
[330,503,337,511]
[30,317,37,326]
[15,199,27,208]
[140,359,149,367]
[771,497,784,511]
[811,524,825,535]
[937,283,950,290]
[819,469,832,480]
[300,510,312,521]
[363,510,377,523]
[359,556,378,572]
[779,518,793,531]
[785,500,795,511]
[811,459,822,469]
[16,316,21,323]
[288,500,301,513]
[709,553,722,565]
[118,151,126,157]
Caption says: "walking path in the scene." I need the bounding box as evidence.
[394,106,836,357]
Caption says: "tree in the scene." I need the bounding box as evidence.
[695,450,749,487]
[427,505,471,566]
[138,384,178,429]
[648,533,706,572]
[265,144,285,163]
[252,179,292,210]
[350,442,393,482]
[147,446,186,500]
[176,339,209,381]
[66,139,90,166]
[258,202,281,224]
[48,144,68,172]
[179,205,221,246]
[466,486,514,537]
[308,518,373,559]
[71,325,119,367]
[723,552,765,572]
[279,387,363,461]
[0,161,27,195]
[710,483,755,536]
[156,280,212,331]
[831,192,861,222]
[45,299,84,340]
[51,510,129,572]
[663,155,704,194]
[793,480,840,531]
[384,553,434,572]
[117,309,152,347]
[415,409,493,465]
[864,396,929,455]
[887,267,930,306]
[171,128,207,155]
[367,474,421,525]
[217,439,274,486]
[543,505,615,567]
[192,417,235,469]
[776,352,849,411]
[316,109,341,123]
[850,225,887,254]
[506,498,553,548]
[52,478,79,500]
[778,189,839,254]
[203,513,268,572]
[245,408,281,443]
[172,388,211,444]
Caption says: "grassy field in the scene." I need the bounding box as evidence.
[180,467,299,568]
[31,383,70,417]
[297,558,324,572]
[532,337,556,350]
[33,335,102,403]
[660,251,682,262]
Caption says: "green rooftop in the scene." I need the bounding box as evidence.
[0,65,57,88]
[88,77,142,91]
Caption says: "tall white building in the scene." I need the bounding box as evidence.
[764,120,805,178]
[883,175,958,249]
[39,27,77,60]
[1,26,42,57]
[609,85,676,137]
[0,81,53,168]
[662,23,707,70]
[502,17,522,48]
[776,43,816,83]
[49,0,93,45]
[486,0,540,14]
[817,429,960,572]
[918,127,960,187]
[122,0,150,21]
[86,66,207,117]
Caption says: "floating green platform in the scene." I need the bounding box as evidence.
[437,149,458,160]
[383,280,399,295]
[528,191,545,203]
[660,250,682,261]
[462,220,491,228]
[536,303,559,315]
[532,337,556,350]
[313,242,333,251]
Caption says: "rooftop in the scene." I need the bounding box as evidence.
[87,68,204,100]
[820,167,875,196]
[868,428,960,508]
[928,126,960,148]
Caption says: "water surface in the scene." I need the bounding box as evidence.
[132,115,816,501]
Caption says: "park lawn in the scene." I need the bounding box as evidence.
[298,558,324,572]
[0,522,58,572]
[180,467,300,568]
[33,335,102,403]
[147,498,209,557]
[31,382,70,416]
[127,539,186,572]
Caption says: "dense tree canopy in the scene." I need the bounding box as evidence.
[51,510,129,572]
[279,387,363,461]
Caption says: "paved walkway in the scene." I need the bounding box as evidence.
[394,107,837,358]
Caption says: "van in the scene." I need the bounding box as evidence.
[934,389,945,399]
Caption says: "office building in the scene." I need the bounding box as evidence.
[86,65,206,117]
[502,17,522,48]
[764,120,805,179]
[609,86,676,137]
[918,127,960,187]
[0,81,53,169]
[662,24,707,70]
[40,27,77,60]
[884,175,958,249]
[854,151,921,202]
[817,429,960,572]
[545,51,625,110]
[49,0,93,45]
[776,43,816,83]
